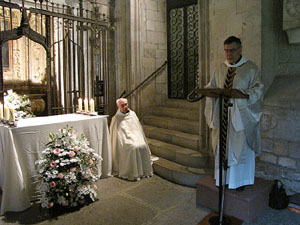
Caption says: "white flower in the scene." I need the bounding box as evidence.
[71,202,78,207]
[57,195,66,205]
[4,90,35,119]
[35,126,102,208]
[40,182,50,192]
[41,201,48,208]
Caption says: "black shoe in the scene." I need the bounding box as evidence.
[236,186,245,192]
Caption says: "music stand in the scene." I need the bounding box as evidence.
[193,88,249,225]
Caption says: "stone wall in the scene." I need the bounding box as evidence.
[278,0,300,79]
[258,76,300,194]
[258,0,300,194]
[262,0,300,92]
[209,0,261,72]
[145,0,168,108]
[114,0,167,117]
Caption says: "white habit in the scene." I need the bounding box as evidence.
[204,56,264,189]
[110,109,153,180]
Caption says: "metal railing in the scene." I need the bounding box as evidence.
[119,61,168,99]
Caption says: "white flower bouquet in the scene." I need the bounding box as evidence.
[4,89,35,119]
[35,126,102,208]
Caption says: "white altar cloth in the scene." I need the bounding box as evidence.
[0,114,112,215]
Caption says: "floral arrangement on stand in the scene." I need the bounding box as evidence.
[35,126,102,208]
[4,89,35,119]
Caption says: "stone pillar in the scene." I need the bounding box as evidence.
[114,0,167,118]
[114,0,144,115]
[198,0,210,156]
[127,0,144,116]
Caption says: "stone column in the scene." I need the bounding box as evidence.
[127,0,145,116]
[114,0,144,115]
[198,0,210,154]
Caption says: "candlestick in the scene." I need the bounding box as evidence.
[0,102,3,119]
[84,98,88,112]
[78,98,82,112]
[9,107,15,122]
[4,106,9,120]
[90,99,95,113]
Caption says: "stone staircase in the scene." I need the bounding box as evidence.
[142,99,213,187]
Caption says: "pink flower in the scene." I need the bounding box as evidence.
[58,173,64,179]
[50,161,56,167]
[89,159,93,165]
[53,148,60,155]
[50,181,56,187]
[83,181,89,186]
[47,202,54,208]
[70,167,76,172]
[74,146,80,151]
[69,151,75,157]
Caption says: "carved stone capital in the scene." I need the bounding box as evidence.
[283,0,300,44]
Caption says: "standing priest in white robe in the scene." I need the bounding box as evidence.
[110,98,153,181]
[204,36,264,190]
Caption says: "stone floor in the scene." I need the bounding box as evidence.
[1,175,300,225]
[0,175,210,225]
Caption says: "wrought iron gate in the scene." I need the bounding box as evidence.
[0,0,111,115]
[167,0,198,99]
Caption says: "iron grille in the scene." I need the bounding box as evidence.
[167,0,198,99]
[0,0,111,115]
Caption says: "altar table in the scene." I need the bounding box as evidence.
[0,114,112,215]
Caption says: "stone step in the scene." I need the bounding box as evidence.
[143,125,199,151]
[147,138,208,168]
[163,98,199,110]
[196,175,273,223]
[150,106,199,122]
[143,116,199,135]
[153,157,213,187]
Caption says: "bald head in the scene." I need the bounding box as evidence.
[116,98,129,113]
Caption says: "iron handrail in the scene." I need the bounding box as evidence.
[119,61,168,99]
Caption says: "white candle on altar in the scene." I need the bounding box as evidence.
[0,102,3,119]
[78,98,82,112]
[90,99,95,113]
[4,106,9,120]
[9,107,15,122]
[84,98,88,112]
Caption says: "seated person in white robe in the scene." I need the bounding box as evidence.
[204,36,264,191]
[110,98,153,180]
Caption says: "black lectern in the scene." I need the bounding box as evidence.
[187,88,249,225]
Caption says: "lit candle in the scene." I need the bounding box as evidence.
[4,106,9,120]
[78,98,82,112]
[90,99,95,113]
[9,107,15,122]
[84,98,88,112]
[0,102,3,119]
